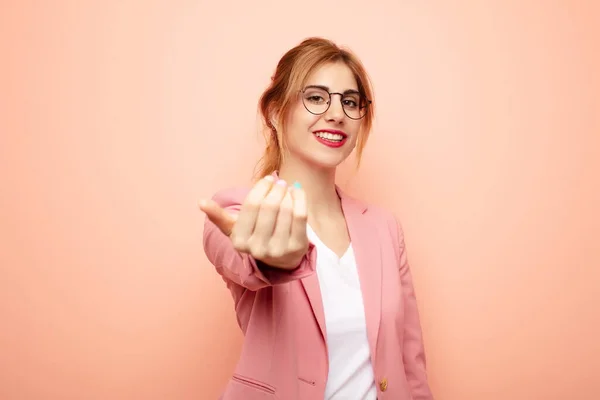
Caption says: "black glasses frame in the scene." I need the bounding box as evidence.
[300,89,372,120]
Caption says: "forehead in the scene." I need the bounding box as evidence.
[304,61,358,91]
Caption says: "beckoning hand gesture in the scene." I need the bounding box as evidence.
[199,176,310,270]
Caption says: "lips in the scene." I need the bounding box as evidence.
[313,129,348,148]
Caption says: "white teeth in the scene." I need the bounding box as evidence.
[315,132,344,141]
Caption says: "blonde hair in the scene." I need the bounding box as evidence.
[254,37,375,179]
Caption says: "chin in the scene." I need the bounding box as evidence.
[288,139,354,170]
[305,153,349,170]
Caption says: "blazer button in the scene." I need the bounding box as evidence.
[379,377,388,392]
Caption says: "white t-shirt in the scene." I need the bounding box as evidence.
[307,225,377,400]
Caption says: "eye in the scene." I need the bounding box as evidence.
[305,94,327,104]
[342,98,358,108]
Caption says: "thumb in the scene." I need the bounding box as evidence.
[198,199,237,236]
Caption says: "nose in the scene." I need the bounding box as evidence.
[323,93,345,123]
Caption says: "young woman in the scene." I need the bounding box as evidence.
[199,37,433,400]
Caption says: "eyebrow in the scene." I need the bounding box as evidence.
[304,84,360,95]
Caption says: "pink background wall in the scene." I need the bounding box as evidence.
[1,1,599,399]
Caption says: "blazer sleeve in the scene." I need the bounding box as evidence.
[392,216,434,399]
[202,187,317,291]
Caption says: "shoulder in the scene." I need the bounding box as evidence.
[340,189,401,236]
[369,203,403,240]
[358,200,408,262]
[366,202,397,222]
[340,188,397,223]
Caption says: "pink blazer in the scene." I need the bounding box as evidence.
[203,183,434,400]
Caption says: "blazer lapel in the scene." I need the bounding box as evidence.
[301,271,327,342]
[339,187,383,363]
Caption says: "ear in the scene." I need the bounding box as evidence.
[270,112,282,132]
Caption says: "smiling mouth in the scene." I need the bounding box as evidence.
[314,131,346,142]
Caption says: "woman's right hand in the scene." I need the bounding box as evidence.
[198,176,310,270]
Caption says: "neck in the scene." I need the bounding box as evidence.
[277,158,342,218]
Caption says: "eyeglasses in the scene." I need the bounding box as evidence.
[300,85,371,120]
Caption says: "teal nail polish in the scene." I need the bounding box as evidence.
[293,181,302,189]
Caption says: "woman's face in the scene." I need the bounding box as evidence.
[281,61,364,170]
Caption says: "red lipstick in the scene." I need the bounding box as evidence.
[312,129,348,148]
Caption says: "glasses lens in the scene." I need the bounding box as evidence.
[341,93,368,119]
[302,88,330,115]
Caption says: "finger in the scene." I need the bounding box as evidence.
[252,179,288,240]
[290,184,308,240]
[198,199,237,236]
[269,189,293,250]
[233,175,275,240]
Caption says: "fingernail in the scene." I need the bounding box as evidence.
[293,181,302,189]
[276,179,287,186]
[264,175,275,181]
